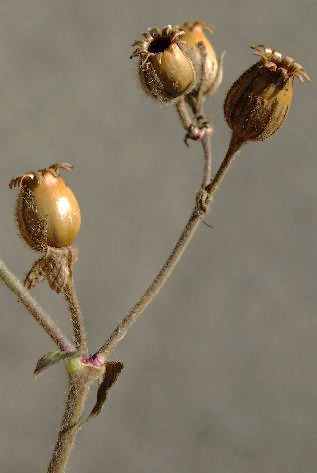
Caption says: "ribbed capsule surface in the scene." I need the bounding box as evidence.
[13,167,81,249]
[224,45,310,142]
[182,21,218,97]
[131,25,198,103]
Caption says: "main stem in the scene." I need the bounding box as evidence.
[47,374,91,473]
[0,259,74,352]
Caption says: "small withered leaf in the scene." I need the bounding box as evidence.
[33,350,78,378]
[74,361,124,432]
[89,361,124,418]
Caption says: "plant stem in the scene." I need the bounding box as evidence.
[44,133,242,473]
[97,206,202,361]
[202,130,213,187]
[47,374,91,473]
[96,134,242,362]
[176,97,194,130]
[206,135,243,194]
[64,280,88,356]
[0,258,74,352]
[177,96,213,187]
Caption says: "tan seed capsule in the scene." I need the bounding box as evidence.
[10,163,81,250]
[182,21,219,97]
[224,45,310,143]
[130,25,198,103]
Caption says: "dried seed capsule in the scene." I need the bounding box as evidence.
[10,163,81,250]
[182,21,220,97]
[224,45,310,143]
[130,25,198,103]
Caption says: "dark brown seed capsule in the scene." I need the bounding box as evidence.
[10,163,81,250]
[224,45,310,142]
[130,25,198,103]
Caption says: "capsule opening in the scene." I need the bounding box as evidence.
[148,37,171,53]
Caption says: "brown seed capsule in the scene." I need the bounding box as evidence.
[182,21,220,97]
[130,25,198,103]
[224,45,310,142]
[10,163,81,250]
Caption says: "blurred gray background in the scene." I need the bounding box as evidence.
[0,0,316,472]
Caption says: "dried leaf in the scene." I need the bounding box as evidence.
[76,361,123,431]
[89,361,124,418]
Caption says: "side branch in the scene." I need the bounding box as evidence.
[96,205,202,361]
[96,133,241,362]
[0,259,75,352]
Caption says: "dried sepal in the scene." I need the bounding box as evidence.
[25,246,78,293]
[131,25,199,103]
[224,45,310,143]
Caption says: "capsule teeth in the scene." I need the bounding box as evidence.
[287,62,310,82]
[142,32,153,42]
[9,175,22,189]
[265,61,278,71]
[161,25,172,37]
[296,70,311,83]
[272,50,282,62]
[204,22,215,33]
[130,49,140,59]
[281,56,294,67]
[279,67,289,80]
[170,30,185,42]
[250,45,266,60]
[130,48,148,60]
[251,44,273,62]
[51,163,73,172]
[303,71,311,82]
[195,20,215,33]
[132,40,148,49]
[9,172,35,189]
[148,27,160,38]
[182,20,214,34]
[250,45,310,83]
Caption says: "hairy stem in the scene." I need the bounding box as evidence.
[176,97,195,130]
[64,280,88,356]
[202,130,213,187]
[96,134,242,361]
[0,259,74,352]
[44,133,241,473]
[47,374,91,473]
[96,206,202,361]
[206,135,242,194]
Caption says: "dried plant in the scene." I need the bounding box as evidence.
[0,21,309,473]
